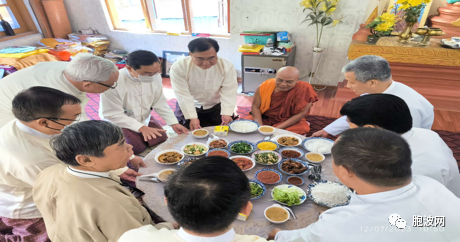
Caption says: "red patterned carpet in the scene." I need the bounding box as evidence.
[86,93,460,168]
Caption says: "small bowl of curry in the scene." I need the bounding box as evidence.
[258,126,275,136]
[305,152,325,163]
[192,129,209,139]
[154,149,185,165]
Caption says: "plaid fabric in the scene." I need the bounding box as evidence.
[0,217,50,242]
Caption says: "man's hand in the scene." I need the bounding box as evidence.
[119,168,142,182]
[221,115,233,125]
[189,119,202,131]
[130,156,147,170]
[310,129,330,138]
[138,126,166,141]
[171,124,189,135]
[267,228,282,240]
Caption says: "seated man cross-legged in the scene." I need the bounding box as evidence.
[249,66,319,135]
[120,156,272,242]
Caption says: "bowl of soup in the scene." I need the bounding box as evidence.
[258,126,275,136]
[264,204,290,224]
[157,169,175,182]
[192,129,209,139]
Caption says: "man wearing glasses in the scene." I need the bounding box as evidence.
[100,50,188,155]
[170,38,238,130]
[0,53,119,128]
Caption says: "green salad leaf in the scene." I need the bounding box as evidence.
[272,186,304,206]
[231,142,252,153]
[250,182,263,198]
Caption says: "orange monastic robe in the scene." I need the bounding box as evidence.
[249,78,319,135]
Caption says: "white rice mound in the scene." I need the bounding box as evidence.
[304,139,333,154]
[230,121,258,133]
[310,181,351,207]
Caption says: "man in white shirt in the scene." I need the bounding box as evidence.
[270,128,460,242]
[339,94,460,197]
[170,38,238,130]
[311,55,434,138]
[0,53,119,127]
[119,156,272,242]
[100,50,188,155]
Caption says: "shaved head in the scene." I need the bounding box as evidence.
[275,66,300,92]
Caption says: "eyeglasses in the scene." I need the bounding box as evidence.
[88,81,117,89]
[193,56,217,64]
[34,115,81,130]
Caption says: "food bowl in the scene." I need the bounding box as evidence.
[229,155,256,171]
[252,150,282,165]
[258,126,275,135]
[302,137,334,155]
[228,140,256,155]
[305,152,325,163]
[192,129,209,139]
[286,176,305,186]
[307,180,352,208]
[255,168,283,185]
[271,184,307,206]
[279,147,305,159]
[278,158,310,176]
[206,138,229,149]
[271,135,302,147]
[181,143,209,156]
[228,119,260,133]
[256,140,279,151]
[176,157,200,169]
[249,179,266,200]
[205,148,231,158]
[154,149,185,165]
[140,168,176,182]
[264,204,290,224]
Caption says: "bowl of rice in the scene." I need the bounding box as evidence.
[229,119,260,133]
[302,137,334,155]
[307,180,352,208]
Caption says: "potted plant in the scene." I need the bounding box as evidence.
[366,12,396,44]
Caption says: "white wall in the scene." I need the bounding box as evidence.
[63,0,369,86]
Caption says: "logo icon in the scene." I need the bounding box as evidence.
[389,214,406,229]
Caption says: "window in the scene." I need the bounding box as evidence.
[105,0,230,36]
[0,0,38,38]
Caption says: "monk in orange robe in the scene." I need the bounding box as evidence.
[248,66,319,135]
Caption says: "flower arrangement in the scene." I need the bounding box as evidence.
[394,0,432,23]
[300,0,342,48]
[366,12,396,37]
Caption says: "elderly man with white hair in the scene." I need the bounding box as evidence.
[311,55,434,138]
[0,53,119,127]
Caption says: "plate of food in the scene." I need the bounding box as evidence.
[154,150,185,165]
[192,129,209,139]
[286,176,305,186]
[228,140,256,155]
[206,148,230,158]
[206,137,229,149]
[307,180,352,208]
[256,140,279,151]
[258,126,275,135]
[302,137,334,155]
[229,156,256,171]
[278,159,310,176]
[271,184,307,206]
[271,135,302,147]
[255,168,283,185]
[177,157,200,169]
[249,179,266,200]
[229,119,260,134]
[279,147,305,159]
[252,150,282,165]
[181,143,209,156]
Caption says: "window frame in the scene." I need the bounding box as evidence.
[0,0,38,40]
[105,0,230,37]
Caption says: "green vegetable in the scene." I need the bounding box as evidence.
[255,152,279,164]
[184,145,205,155]
[272,186,304,206]
[231,142,252,153]
[250,182,263,198]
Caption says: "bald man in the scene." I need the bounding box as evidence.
[249,67,319,135]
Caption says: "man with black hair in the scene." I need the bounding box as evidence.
[271,128,460,242]
[119,156,272,242]
[33,120,175,242]
[100,50,188,155]
[339,94,460,197]
[170,37,238,130]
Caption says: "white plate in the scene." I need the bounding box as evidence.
[271,184,307,206]
[271,135,302,147]
[206,136,230,149]
[229,155,256,171]
[252,150,282,165]
[181,142,209,156]
[229,119,260,133]
[154,149,185,165]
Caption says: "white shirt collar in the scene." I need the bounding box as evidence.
[401,129,415,140]
[15,120,54,139]
[124,68,142,84]
[177,228,236,242]
[382,80,396,94]
[353,182,415,204]
[67,167,110,179]
[62,72,84,95]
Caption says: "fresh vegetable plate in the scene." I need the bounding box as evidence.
[228,140,256,155]
[249,179,266,200]
[271,184,306,206]
[251,150,282,165]
[181,142,209,156]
